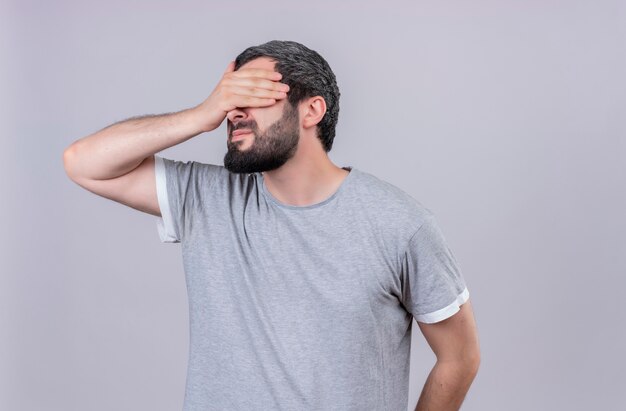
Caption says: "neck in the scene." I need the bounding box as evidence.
[261,154,350,207]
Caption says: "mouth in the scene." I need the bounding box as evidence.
[231,129,252,141]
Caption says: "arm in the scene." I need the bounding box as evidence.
[413,300,480,411]
[63,61,287,181]
[62,106,207,217]
[63,108,204,181]
[62,61,289,215]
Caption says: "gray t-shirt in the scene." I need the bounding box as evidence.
[154,155,470,411]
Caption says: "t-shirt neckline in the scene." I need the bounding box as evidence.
[258,167,355,210]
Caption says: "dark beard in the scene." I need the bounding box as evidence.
[223,102,300,174]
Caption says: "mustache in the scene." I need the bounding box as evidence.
[231,122,257,133]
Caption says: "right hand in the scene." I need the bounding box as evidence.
[193,61,291,133]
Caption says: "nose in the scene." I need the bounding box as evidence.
[226,107,249,124]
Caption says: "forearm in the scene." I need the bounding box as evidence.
[63,106,204,180]
[413,360,479,411]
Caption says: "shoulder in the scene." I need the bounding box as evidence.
[190,162,264,195]
[159,156,225,176]
[187,160,230,185]
[158,157,231,195]
[351,168,435,234]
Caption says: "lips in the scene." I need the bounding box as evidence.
[232,129,252,137]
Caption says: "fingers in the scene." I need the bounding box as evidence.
[232,96,278,107]
[223,66,289,108]
[231,67,283,81]
[229,85,288,101]
[217,61,290,110]
[226,77,290,93]
[227,74,285,95]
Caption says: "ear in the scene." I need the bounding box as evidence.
[300,96,327,131]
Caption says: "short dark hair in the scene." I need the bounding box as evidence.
[234,40,340,152]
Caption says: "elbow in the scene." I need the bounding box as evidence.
[63,145,79,179]
[465,349,481,377]
[468,353,481,375]
[464,345,481,372]
[463,354,481,382]
[441,351,481,376]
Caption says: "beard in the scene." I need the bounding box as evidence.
[223,102,300,174]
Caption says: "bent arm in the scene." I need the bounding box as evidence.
[413,359,479,411]
[63,107,204,181]
[60,62,290,219]
[413,300,481,411]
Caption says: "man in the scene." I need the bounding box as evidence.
[63,40,480,411]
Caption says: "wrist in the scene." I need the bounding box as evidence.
[189,99,224,134]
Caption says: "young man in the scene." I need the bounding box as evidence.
[63,40,480,411]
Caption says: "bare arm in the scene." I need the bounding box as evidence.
[62,61,289,216]
[63,60,289,181]
[413,300,481,411]
[63,108,204,181]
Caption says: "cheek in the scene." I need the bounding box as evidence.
[255,112,281,130]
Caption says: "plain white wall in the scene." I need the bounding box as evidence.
[1,1,624,410]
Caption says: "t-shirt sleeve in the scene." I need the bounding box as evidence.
[154,155,222,243]
[154,155,192,243]
[399,215,470,324]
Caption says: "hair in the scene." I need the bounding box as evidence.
[234,40,340,152]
